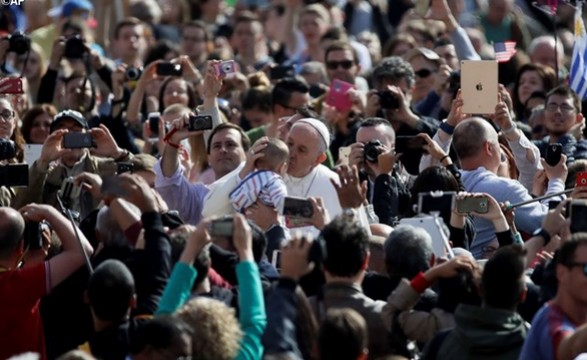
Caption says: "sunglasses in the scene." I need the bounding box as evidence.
[326,60,354,70]
[566,262,587,275]
[415,69,434,78]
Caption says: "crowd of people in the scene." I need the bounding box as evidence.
[2,0,587,359]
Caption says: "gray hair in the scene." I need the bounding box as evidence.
[384,224,433,278]
[371,56,415,89]
[299,61,328,84]
[528,36,564,60]
[96,203,141,247]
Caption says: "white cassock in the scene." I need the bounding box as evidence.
[202,163,344,237]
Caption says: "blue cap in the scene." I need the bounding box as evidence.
[48,0,93,18]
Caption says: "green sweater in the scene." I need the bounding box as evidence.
[156,261,266,360]
[246,126,336,169]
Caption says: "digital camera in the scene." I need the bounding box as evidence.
[125,66,143,81]
[213,60,236,76]
[0,139,17,160]
[363,140,382,163]
[7,31,30,55]
[188,115,213,131]
[64,35,87,59]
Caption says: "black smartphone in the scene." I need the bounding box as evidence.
[23,221,43,250]
[570,200,587,233]
[395,136,426,154]
[156,62,183,76]
[63,132,94,149]
[456,196,489,214]
[282,196,314,218]
[417,191,456,218]
[545,143,563,166]
[148,112,162,138]
[117,162,134,175]
[208,217,233,237]
[270,65,295,80]
[0,164,28,187]
[101,176,129,198]
[188,115,213,131]
[378,91,400,110]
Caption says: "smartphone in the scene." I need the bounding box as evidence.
[23,221,42,250]
[414,0,430,16]
[325,79,354,112]
[117,162,134,175]
[213,60,237,76]
[378,91,400,110]
[417,191,456,218]
[457,196,490,214]
[570,200,587,233]
[0,164,28,187]
[270,65,295,80]
[0,76,23,94]
[395,136,426,154]
[545,143,562,166]
[63,132,94,149]
[548,200,561,210]
[188,115,213,131]
[338,146,351,165]
[156,62,183,77]
[460,60,498,114]
[577,172,587,187]
[281,196,314,218]
[147,112,162,139]
[208,217,234,237]
[101,176,129,198]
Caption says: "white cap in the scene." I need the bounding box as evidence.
[295,118,330,150]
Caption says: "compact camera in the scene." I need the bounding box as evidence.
[363,140,382,163]
[0,139,17,160]
[213,60,236,76]
[208,216,234,238]
[125,66,143,81]
[188,115,213,131]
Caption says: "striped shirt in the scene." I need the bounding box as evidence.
[229,170,288,212]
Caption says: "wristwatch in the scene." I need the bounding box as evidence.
[532,227,551,246]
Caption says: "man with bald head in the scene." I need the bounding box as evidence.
[454,118,565,258]
[0,205,93,359]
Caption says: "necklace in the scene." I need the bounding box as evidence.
[288,167,319,198]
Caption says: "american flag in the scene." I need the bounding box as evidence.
[493,41,517,63]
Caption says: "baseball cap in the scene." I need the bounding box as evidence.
[48,0,93,18]
[50,110,88,133]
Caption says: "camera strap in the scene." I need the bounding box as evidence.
[17,48,29,79]
[56,194,93,274]
[78,55,96,114]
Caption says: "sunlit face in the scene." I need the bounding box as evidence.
[232,21,262,56]
[325,49,359,84]
[163,79,190,109]
[181,26,208,62]
[0,100,16,140]
[286,123,324,177]
[299,13,329,46]
[29,112,52,145]
[409,55,437,102]
[207,128,246,178]
[544,94,580,136]
[518,70,544,105]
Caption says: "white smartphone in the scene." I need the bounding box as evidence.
[339,146,351,165]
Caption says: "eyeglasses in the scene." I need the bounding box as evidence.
[326,60,354,70]
[414,69,434,78]
[0,109,14,120]
[565,262,587,276]
[546,103,575,113]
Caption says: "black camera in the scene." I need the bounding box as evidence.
[64,35,87,59]
[378,91,400,110]
[188,115,213,131]
[117,162,134,175]
[363,140,382,163]
[448,71,461,99]
[0,139,16,161]
[7,31,30,55]
[125,66,143,81]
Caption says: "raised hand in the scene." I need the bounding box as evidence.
[331,165,367,209]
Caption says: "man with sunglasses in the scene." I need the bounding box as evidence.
[520,235,587,360]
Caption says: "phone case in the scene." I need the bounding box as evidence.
[339,146,351,165]
[325,79,354,112]
[461,60,498,114]
[457,197,489,214]
[0,77,23,94]
[577,172,587,187]
[156,63,182,76]
[545,144,562,166]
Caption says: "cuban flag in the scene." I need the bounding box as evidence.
[570,3,587,99]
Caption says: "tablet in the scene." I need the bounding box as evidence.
[460,60,498,114]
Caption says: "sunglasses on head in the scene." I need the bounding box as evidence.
[326,60,354,70]
[414,69,434,78]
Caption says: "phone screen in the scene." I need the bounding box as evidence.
[63,133,93,149]
[417,191,455,219]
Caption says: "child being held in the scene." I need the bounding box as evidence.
[229,138,289,213]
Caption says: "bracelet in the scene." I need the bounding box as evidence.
[440,155,450,163]
[439,121,455,135]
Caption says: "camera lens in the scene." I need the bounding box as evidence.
[8,32,31,55]
[125,67,142,81]
[363,140,382,163]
